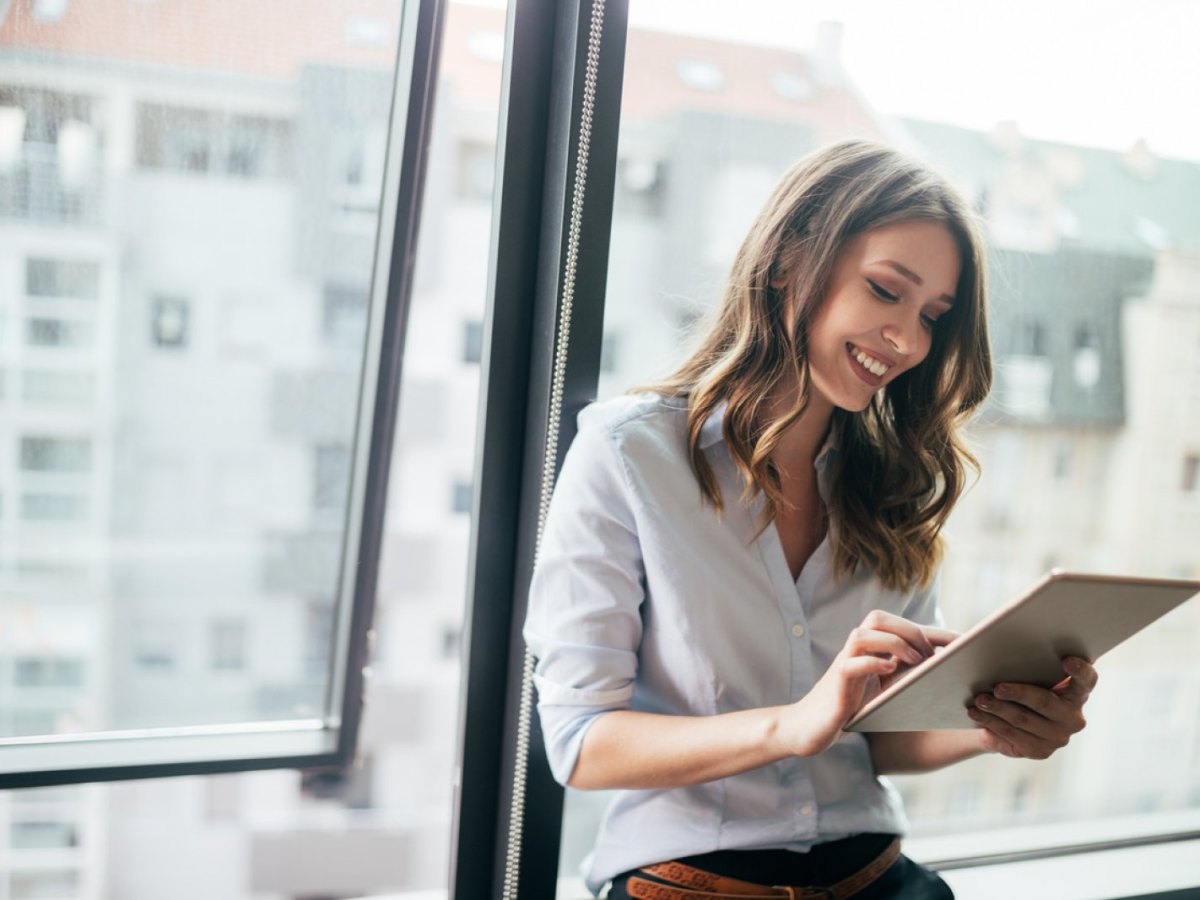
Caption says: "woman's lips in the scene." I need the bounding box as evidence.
[846,342,891,385]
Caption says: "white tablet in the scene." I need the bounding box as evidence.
[845,570,1200,732]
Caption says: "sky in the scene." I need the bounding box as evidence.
[624,0,1200,162]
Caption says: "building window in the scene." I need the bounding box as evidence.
[304,600,335,680]
[323,284,368,349]
[22,371,94,406]
[20,493,88,522]
[451,479,472,514]
[314,445,351,514]
[152,296,189,348]
[10,870,79,898]
[19,436,92,472]
[25,257,100,300]
[133,621,177,671]
[135,103,291,179]
[676,58,724,91]
[14,657,85,688]
[1183,454,1199,493]
[600,332,620,375]
[462,319,483,364]
[1073,321,1101,389]
[441,625,462,660]
[10,820,80,849]
[25,317,95,349]
[1015,318,1047,356]
[1053,439,1073,481]
[210,619,247,671]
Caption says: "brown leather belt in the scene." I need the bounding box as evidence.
[625,838,901,900]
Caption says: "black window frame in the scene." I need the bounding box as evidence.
[450,1,1200,897]
[0,0,447,790]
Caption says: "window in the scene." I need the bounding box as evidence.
[22,371,94,407]
[19,436,92,472]
[151,296,189,348]
[25,257,99,300]
[20,492,88,522]
[210,620,247,672]
[1184,454,1199,493]
[322,284,368,349]
[462,319,484,364]
[451,479,472,514]
[314,445,351,514]
[526,3,1200,898]
[0,0,444,808]
[135,103,292,179]
[25,318,94,349]
[10,820,80,849]
[14,658,85,689]
[10,870,80,899]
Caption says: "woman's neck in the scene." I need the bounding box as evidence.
[770,385,835,475]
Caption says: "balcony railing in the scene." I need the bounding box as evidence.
[0,143,103,227]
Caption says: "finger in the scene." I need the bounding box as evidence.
[858,610,940,659]
[1057,658,1098,701]
[840,655,897,679]
[846,627,927,666]
[967,707,1061,759]
[921,626,960,648]
[992,682,1083,730]
[973,693,1065,744]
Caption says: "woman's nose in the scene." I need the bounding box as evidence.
[883,315,926,357]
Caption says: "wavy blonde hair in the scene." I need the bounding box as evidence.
[648,139,993,591]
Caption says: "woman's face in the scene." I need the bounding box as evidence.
[805,219,961,413]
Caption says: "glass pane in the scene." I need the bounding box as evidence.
[557,1,1200,894]
[0,0,417,761]
[2,0,504,894]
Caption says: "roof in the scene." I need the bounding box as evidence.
[905,118,1200,256]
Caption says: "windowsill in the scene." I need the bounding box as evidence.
[935,838,1200,899]
[908,810,1200,900]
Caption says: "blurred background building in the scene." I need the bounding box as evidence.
[0,1,1197,897]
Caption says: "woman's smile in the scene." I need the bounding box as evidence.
[847,342,894,381]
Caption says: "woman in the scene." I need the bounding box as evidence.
[524,140,1096,898]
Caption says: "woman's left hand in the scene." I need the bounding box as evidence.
[967,657,1097,759]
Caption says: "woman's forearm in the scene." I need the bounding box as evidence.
[569,707,799,791]
[867,729,989,775]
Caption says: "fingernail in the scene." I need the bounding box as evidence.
[967,708,981,719]
[995,684,1012,699]
[977,695,993,710]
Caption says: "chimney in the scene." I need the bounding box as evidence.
[1123,138,1157,180]
[989,120,1023,157]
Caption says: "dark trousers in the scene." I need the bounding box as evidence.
[606,834,953,899]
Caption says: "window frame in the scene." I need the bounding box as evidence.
[0,0,447,789]
[450,0,627,896]
[452,1,1200,897]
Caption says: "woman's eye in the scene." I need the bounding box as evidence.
[920,313,939,330]
[867,279,899,302]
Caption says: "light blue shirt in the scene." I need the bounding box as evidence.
[524,393,942,894]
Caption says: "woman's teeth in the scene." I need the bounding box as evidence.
[853,348,890,377]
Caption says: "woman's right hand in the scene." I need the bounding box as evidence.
[778,610,958,757]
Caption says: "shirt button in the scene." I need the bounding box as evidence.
[800,803,816,817]
[791,624,805,638]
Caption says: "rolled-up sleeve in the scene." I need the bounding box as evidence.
[523,410,646,785]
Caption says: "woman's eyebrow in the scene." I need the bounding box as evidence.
[878,260,955,305]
